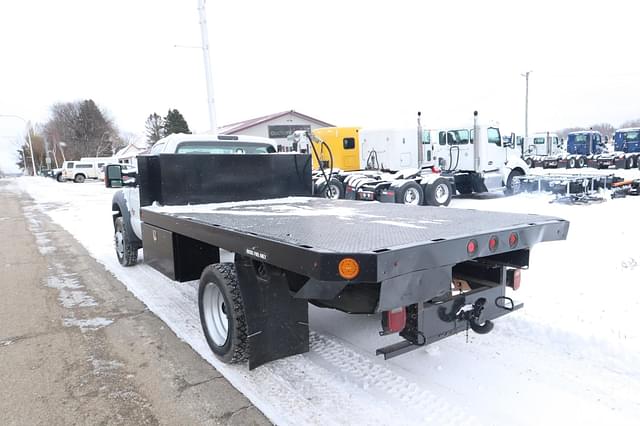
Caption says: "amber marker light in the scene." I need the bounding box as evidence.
[338,258,360,280]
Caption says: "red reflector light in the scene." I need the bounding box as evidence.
[509,232,518,248]
[513,269,521,290]
[467,239,477,255]
[383,307,407,333]
[489,236,498,251]
[431,165,441,174]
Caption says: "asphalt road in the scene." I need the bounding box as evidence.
[0,181,270,425]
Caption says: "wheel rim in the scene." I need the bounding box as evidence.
[325,184,341,200]
[115,230,124,258]
[511,175,522,193]
[202,283,229,346]
[434,183,450,204]
[403,187,420,205]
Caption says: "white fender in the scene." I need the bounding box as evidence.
[501,155,529,185]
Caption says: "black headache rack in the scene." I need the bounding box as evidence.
[141,196,569,368]
[136,153,313,207]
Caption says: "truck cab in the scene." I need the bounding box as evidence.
[110,133,278,266]
[521,132,561,168]
[610,128,640,169]
[426,118,528,194]
[542,130,604,169]
[567,131,604,157]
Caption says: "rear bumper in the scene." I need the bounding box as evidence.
[377,284,521,359]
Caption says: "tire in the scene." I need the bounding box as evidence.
[321,179,344,200]
[625,157,633,169]
[199,263,248,364]
[424,178,452,206]
[505,169,524,196]
[74,174,86,183]
[114,216,138,266]
[568,158,576,168]
[56,173,64,182]
[525,158,534,168]
[577,157,585,168]
[394,181,424,205]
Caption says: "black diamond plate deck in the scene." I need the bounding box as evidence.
[144,197,565,253]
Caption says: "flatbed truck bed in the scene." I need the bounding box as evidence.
[141,196,569,368]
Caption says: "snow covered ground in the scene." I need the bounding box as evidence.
[5,173,640,426]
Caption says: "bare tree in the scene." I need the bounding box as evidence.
[620,118,640,129]
[145,113,164,143]
[43,99,119,159]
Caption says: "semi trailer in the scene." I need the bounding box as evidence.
[106,142,569,369]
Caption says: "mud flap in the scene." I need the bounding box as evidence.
[234,255,309,370]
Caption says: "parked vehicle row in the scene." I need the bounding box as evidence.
[515,128,640,170]
[307,112,528,205]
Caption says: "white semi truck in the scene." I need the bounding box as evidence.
[337,112,529,205]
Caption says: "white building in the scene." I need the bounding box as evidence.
[114,139,149,165]
[218,110,333,151]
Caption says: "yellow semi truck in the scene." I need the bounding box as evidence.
[310,127,361,171]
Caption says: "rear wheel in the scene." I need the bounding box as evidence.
[625,157,633,169]
[568,158,576,168]
[525,158,534,168]
[321,179,344,199]
[424,178,452,206]
[114,216,138,266]
[395,181,423,205]
[74,174,85,183]
[199,263,248,364]
[577,157,585,168]
[505,169,524,195]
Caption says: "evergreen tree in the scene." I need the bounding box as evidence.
[145,113,165,143]
[163,109,191,135]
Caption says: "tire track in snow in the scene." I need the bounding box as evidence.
[308,331,479,425]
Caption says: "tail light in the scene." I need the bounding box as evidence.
[507,268,521,290]
[467,239,477,255]
[508,232,518,248]
[488,236,498,252]
[381,307,406,334]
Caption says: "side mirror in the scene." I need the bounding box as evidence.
[105,164,124,188]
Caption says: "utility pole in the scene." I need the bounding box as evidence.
[198,0,218,134]
[521,71,532,137]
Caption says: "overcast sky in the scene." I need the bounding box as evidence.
[1,0,639,172]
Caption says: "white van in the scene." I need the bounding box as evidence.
[59,160,101,183]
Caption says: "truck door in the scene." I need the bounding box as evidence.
[341,135,359,170]
[483,127,503,172]
[437,129,473,171]
[421,129,433,165]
